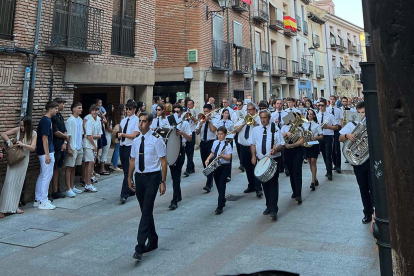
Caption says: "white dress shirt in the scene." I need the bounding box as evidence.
[235,115,261,146]
[217,119,234,132]
[249,123,284,159]
[120,114,139,146]
[176,120,191,146]
[130,130,166,173]
[210,139,232,164]
[327,106,344,124]
[285,107,300,113]
[316,112,337,136]
[197,118,218,142]
[66,115,84,151]
[302,121,323,137]
[83,116,102,149]
[150,116,169,130]
[271,110,288,126]
[184,109,198,132]
[214,107,234,120]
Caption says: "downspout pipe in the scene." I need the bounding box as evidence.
[249,5,255,103]
[266,22,272,100]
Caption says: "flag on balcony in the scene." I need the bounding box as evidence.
[283,16,297,32]
[241,0,252,4]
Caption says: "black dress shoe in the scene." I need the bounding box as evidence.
[327,175,333,181]
[215,208,223,215]
[362,215,372,224]
[315,179,319,186]
[244,188,255,193]
[263,208,271,215]
[120,198,127,204]
[183,171,190,177]
[325,173,328,177]
[270,212,278,220]
[336,168,342,174]
[295,196,302,204]
[189,170,195,174]
[203,186,211,193]
[239,166,245,172]
[169,202,178,210]
[291,193,296,198]
[226,177,231,182]
[310,183,315,191]
[256,191,263,198]
[144,243,158,253]
[333,166,337,171]
[133,252,142,261]
[178,195,182,202]
[285,170,290,177]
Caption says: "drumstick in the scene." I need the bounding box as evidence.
[263,143,278,165]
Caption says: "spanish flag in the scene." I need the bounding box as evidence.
[283,16,297,32]
[241,0,252,4]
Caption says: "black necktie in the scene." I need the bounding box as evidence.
[244,125,250,139]
[139,136,145,172]
[122,118,130,142]
[203,121,209,141]
[214,142,221,159]
[278,112,282,128]
[308,122,312,131]
[223,121,225,127]
[332,108,335,115]
[157,118,159,127]
[262,127,267,156]
[321,114,324,124]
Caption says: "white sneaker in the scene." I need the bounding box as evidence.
[72,187,83,194]
[38,201,56,210]
[66,189,76,198]
[33,201,40,207]
[85,184,98,192]
[113,167,122,172]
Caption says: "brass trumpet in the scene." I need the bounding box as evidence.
[197,108,222,121]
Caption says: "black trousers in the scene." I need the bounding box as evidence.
[241,145,262,192]
[185,132,196,172]
[120,145,134,199]
[234,132,242,165]
[353,160,374,216]
[213,164,230,209]
[320,135,333,176]
[169,147,185,203]
[284,147,303,197]
[261,157,280,213]
[135,171,161,254]
[332,130,342,168]
[200,140,214,188]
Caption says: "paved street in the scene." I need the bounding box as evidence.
[0,150,380,276]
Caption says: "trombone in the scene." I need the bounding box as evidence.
[197,108,222,122]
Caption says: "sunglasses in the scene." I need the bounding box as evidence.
[126,107,134,111]
[236,104,242,106]
[172,110,181,113]
[319,105,325,107]
[156,109,162,111]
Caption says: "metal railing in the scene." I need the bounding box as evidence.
[303,20,308,35]
[348,41,356,54]
[300,58,307,73]
[111,16,135,56]
[330,35,338,49]
[313,34,320,48]
[271,56,287,77]
[212,40,231,70]
[355,44,362,56]
[287,60,299,79]
[332,67,349,79]
[316,65,324,78]
[253,0,269,22]
[47,0,103,54]
[233,45,251,74]
[232,0,249,12]
[0,0,16,40]
[296,15,302,31]
[269,9,284,31]
[339,37,347,52]
[308,60,314,75]
[256,51,270,72]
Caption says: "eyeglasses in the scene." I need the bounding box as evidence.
[173,110,181,113]
[236,104,242,106]
[126,107,134,111]
[156,109,162,111]
[246,108,255,111]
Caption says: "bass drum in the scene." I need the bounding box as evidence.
[157,127,181,165]
[254,158,278,183]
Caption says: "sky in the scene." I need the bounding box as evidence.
[332,0,364,28]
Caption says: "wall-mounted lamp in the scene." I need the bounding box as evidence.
[206,0,230,20]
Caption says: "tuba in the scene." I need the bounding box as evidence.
[342,119,369,166]
[285,112,307,144]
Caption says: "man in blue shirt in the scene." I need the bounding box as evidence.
[34,101,58,210]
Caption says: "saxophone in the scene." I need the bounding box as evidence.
[342,119,369,166]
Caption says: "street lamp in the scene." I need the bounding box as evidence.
[206,0,230,20]
[302,47,315,101]
[308,46,316,55]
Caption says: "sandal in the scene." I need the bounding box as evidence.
[16,208,24,214]
[99,171,110,175]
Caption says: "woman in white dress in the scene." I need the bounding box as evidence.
[0,117,37,218]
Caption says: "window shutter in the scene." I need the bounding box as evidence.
[233,21,242,46]
[213,15,224,41]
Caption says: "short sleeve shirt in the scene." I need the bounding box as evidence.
[210,140,233,164]
[51,112,67,150]
[83,117,102,149]
[250,123,284,159]
[131,130,166,172]
[36,116,54,155]
[120,115,140,146]
[303,122,323,137]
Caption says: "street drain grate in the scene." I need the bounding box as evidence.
[226,194,246,201]
[340,170,355,175]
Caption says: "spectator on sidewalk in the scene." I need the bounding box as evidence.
[110,104,124,172]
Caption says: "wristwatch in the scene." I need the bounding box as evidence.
[161,180,166,184]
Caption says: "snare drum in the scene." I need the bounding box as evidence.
[203,159,220,176]
[254,157,278,183]
[155,127,181,165]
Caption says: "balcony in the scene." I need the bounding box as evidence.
[287,60,300,79]
[316,65,324,79]
[256,51,270,72]
[233,46,251,74]
[232,0,248,13]
[284,16,297,37]
[313,34,320,48]
[348,43,357,55]
[46,0,103,55]
[308,60,314,75]
[271,56,287,77]
[355,45,362,56]
[111,16,135,57]
[253,0,269,23]
[339,37,347,52]
[269,10,284,31]
[303,20,308,35]
[330,35,338,50]
[296,15,302,32]
[212,40,231,71]
[300,58,307,74]
[332,67,349,79]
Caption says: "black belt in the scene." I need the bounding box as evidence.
[135,170,160,176]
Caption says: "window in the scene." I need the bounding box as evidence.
[233,21,242,46]
[263,83,267,101]
[0,0,16,40]
[111,0,136,56]
[213,14,224,41]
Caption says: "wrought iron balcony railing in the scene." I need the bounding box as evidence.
[232,0,248,13]
[339,37,347,52]
[111,16,135,57]
[333,67,350,79]
[253,0,269,22]
[271,56,287,77]
[46,0,103,54]
[303,20,308,35]
[212,40,231,71]
[300,58,307,74]
[296,15,302,31]
[316,65,324,78]
[0,0,16,40]
[284,16,297,37]
[256,51,270,72]
[308,60,314,75]
[313,34,320,48]
[355,44,362,56]
[330,35,338,49]
[348,42,356,55]
[269,9,284,31]
[287,60,299,79]
[233,45,251,74]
